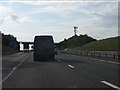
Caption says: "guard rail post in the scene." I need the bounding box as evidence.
[99,53,101,58]
[114,54,115,59]
[105,54,107,58]
[91,52,92,56]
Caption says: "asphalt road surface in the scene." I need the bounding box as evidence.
[1,52,119,89]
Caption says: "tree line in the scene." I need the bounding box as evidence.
[0,32,20,51]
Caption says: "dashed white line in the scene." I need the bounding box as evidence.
[68,64,75,69]
[101,81,120,90]
[57,60,62,62]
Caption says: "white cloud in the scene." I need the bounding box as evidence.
[17,16,33,23]
[0,14,37,36]
[22,1,118,19]
[0,6,13,16]
[0,1,118,42]
[0,17,3,25]
[23,2,86,17]
[2,14,34,25]
[93,2,118,17]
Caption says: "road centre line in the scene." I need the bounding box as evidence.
[59,55,119,89]
[68,64,75,69]
[57,59,75,69]
[101,81,120,90]
[1,54,29,85]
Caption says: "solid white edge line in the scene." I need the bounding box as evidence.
[101,81,120,90]
[13,67,17,70]
[1,54,29,85]
[1,68,16,84]
[68,64,75,69]
[89,58,120,65]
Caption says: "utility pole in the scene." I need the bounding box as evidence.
[74,26,79,49]
[74,26,78,36]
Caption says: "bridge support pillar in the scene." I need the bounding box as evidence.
[23,43,29,50]
[19,42,34,51]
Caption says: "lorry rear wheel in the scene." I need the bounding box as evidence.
[52,55,55,61]
[34,58,37,62]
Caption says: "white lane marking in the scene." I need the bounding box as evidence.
[89,58,120,65]
[101,81,120,90]
[107,61,119,64]
[13,67,17,70]
[57,60,61,62]
[1,54,28,85]
[68,64,75,69]
[1,67,16,84]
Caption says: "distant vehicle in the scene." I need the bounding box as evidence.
[24,49,29,53]
[33,35,57,61]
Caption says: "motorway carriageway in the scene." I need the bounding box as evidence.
[1,52,119,89]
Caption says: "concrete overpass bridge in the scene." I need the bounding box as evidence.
[19,41,34,50]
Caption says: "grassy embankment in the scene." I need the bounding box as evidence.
[1,44,18,56]
[78,36,119,51]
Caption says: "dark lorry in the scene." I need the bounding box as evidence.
[33,35,57,61]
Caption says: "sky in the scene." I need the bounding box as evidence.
[0,0,119,43]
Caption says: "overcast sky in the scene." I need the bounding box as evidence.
[0,0,119,43]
